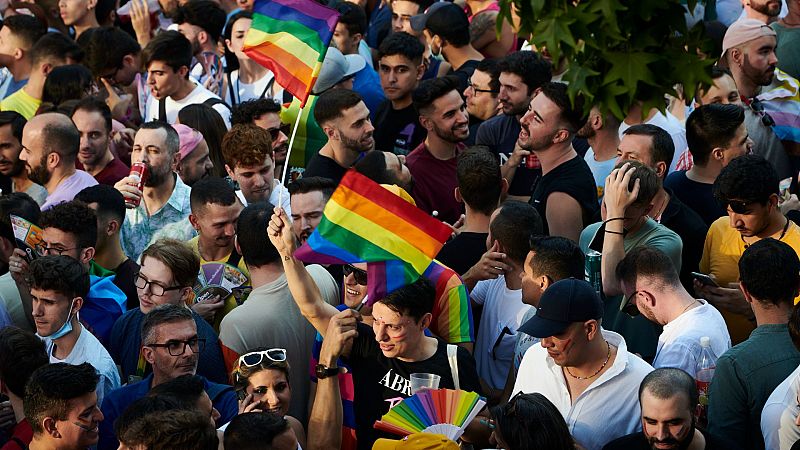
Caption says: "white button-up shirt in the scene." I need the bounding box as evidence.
[512,329,654,450]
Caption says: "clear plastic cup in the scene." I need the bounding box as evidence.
[410,373,441,394]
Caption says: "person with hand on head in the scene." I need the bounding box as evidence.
[24,363,104,450]
[579,161,682,362]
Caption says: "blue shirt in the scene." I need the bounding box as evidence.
[97,373,237,450]
[109,308,228,385]
[353,66,385,118]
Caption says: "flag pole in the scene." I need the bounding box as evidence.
[281,106,304,184]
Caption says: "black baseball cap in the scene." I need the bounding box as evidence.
[518,278,604,338]
[410,2,469,39]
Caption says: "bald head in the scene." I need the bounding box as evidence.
[24,113,80,163]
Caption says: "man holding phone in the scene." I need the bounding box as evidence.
[697,154,800,344]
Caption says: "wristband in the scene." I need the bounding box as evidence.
[604,229,624,235]
[603,217,625,225]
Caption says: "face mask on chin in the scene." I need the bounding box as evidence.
[42,299,76,340]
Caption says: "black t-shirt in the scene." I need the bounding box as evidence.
[346,322,481,450]
[114,258,140,310]
[465,115,484,146]
[372,100,427,155]
[303,153,348,184]
[664,170,726,226]
[475,114,541,196]
[529,155,599,236]
[603,430,724,450]
[448,59,481,93]
[660,189,708,293]
[437,232,488,276]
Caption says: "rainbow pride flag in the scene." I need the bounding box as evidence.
[295,170,452,300]
[243,0,339,107]
[281,95,327,168]
[425,260,474,344]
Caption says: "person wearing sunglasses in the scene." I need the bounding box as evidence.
[616,247,730,376]
[231,347,306,448]
[489,393,573,450]
[697,154,800,345]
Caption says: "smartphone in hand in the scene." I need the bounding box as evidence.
[692,272,719,288]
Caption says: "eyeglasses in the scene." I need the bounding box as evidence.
[343,264,368,285]
[36,246,79,256]
[146,337,205,356]
[134,272,183,297]
[266,123,291,142]
[238,348,288,368]
[750,98,776,128]
[467,80,498,94]
[99,66,121,83]
[621,291,643,318]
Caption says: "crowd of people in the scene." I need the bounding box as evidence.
[0,0,798,448]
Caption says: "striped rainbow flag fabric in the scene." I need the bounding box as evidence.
[243,0,339,107]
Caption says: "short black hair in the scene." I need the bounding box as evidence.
[143,30,193,75]
[615,246,682,292]
[25,363,99,434]
[354,151,407,187]
[224,412,290,450]
[237,202,280,268]
[497,51,552,94]
[72,96,113,133]
[29,255,90,300]
[527,236,585,281]
[41,64,94,107]
[615,160,661,207]
[173,1,227,43]
[685,104,745,166]
[456,146,501,216]
[40,200,97,250]
[29,32,82,66]
[287,176,337,200]
[475,58,501,95]
[114,396,183,439]
[413,75,460,115]
[378,277,435,322]
[638,368,698,413]
[490,201,543,263]
[713,154,778,205]
[75,184,126,225]
[141,304,195,345]
[739,238,800,307]
[336,2,367,36]
[313,89,364,126]
[425,2,470,47]
[2,15,46,49]
[378,31,424,65]
[118,409,218,450]
[0,327,48,398]
[40,113,81,161]
[190,176,239,213]
[537,82,587,133]
[148,374,206,409]
[84,27,141,77]
[231,98,281,126]
[0,111,26,143]
[622,124,675,170]
[0,192,40,245]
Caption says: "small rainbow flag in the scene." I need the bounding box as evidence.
[243,0,339,107]
[295,170,453,300]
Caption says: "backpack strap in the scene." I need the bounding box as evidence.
[158,97,167,122]
[227,71,236,107]
[202,97,231,111]
[447,344,460,390]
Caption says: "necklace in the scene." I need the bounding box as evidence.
[565,341,611,380]
[741,217,790,249]
[680,299,698,315]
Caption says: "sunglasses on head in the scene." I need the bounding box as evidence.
[237,348,287,369]
[343,264,368,285]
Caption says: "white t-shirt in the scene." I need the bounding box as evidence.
[470,276,531,390]
[653,299,731,377]
[513,307,539,371]
[583,147,617,204]
[225,69,285,106]
[145,82,231,128]
[618,110,687,173]
[513,329,654,450]
[762,364,800,450]
[46,324,121,405]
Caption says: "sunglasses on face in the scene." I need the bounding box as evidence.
[343,264,368,285]
[266,124,291,141]
[723,199,758,214]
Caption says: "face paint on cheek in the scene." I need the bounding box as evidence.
[560,338,574,358]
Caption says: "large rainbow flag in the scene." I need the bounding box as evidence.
[243,0,339,107]
[295,170,453,301]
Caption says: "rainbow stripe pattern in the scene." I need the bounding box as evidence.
[295,170,453,301]
[243,0,339,107]
[425,260,474,344]
[373,389,486,441]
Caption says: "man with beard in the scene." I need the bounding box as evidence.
[0,111,47,205]
[405,76,469,224]
[230,99,290,181]
[115,122,191,262]
[20,113,98,211]
[577,107,621,205]
[287,177,337,245]
[174,124,212,187]
[304,89,374,184]
[173,1,227,93]
[520,82,598,242]
[221,124,290,212]
[603,368,724,450]
[475,51,551,202]
[72,97,130,186]
[744,0,782,23]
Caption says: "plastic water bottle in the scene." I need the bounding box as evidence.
[695,336,717,427]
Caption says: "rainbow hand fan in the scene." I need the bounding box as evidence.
[373,389,486,441]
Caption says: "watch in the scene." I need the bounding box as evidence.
[315,364,339,380]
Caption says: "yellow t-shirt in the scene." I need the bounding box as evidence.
[188,236,251,331]
[700,216,800,343]
[0,88,41,119]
